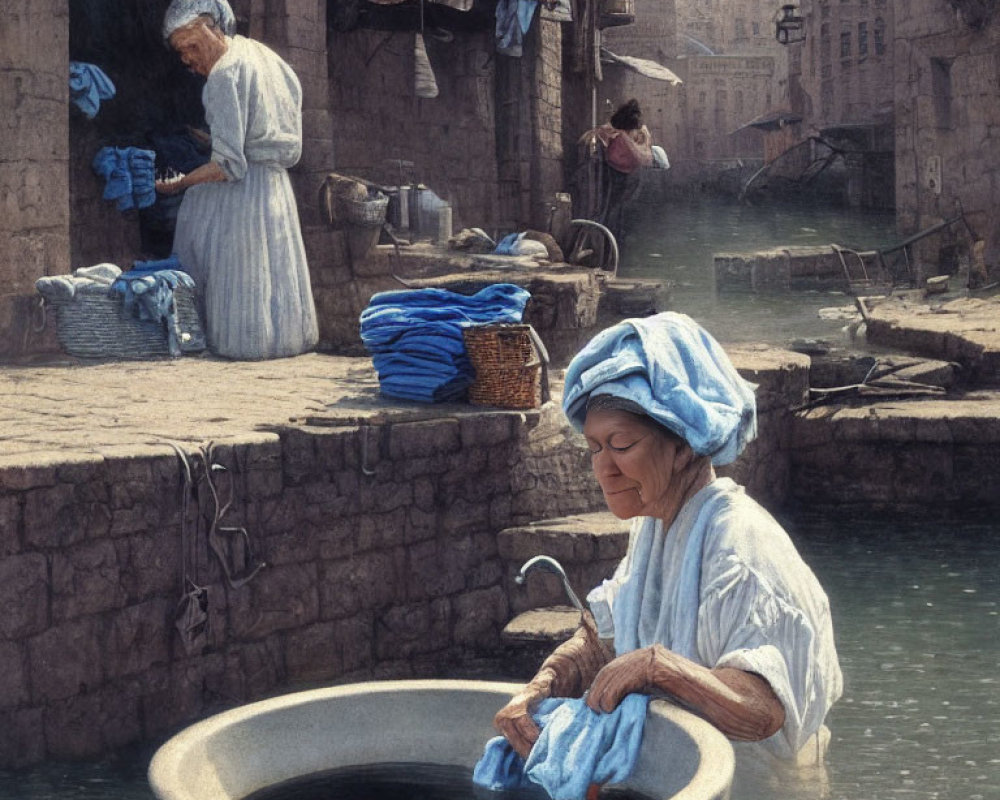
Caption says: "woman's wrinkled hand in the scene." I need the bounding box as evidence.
[494,684,549,759]
[586,647,654,713]
[155,179,184,195]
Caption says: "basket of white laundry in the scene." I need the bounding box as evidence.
[37,265,204,359]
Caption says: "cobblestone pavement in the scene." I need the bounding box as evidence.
[0,353,400,469]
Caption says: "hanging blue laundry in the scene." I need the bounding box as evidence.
[69,62,116,119]
[473,693,650,800]
[496,0,539,57]
[92,147,158,212]
[360,283,531,404]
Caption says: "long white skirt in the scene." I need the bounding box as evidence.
[173,163,319,360]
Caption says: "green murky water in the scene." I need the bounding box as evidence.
[621,200,898,348]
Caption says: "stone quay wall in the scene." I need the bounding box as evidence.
[0,406,602,769]
[715,246,848,293]
[0,348,806,769]
[789,397,1000,513]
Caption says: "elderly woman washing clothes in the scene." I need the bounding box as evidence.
[494,312,843,772]
[156,0,318,361]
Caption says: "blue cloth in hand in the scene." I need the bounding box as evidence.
[561,312,758,466]
[473,694,649,800]
[69,62,116,119]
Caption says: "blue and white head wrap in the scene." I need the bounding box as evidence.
[562,312,757,466]
[163,0,236,42]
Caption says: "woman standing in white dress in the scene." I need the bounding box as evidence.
[156,0,318,360]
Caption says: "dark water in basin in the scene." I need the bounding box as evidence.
[620,201,898,348]
[244,763,550,800]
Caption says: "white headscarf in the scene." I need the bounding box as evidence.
[162,0,236,42]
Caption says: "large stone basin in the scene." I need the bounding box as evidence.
[148,679,734,800]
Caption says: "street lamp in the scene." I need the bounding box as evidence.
[774,4,805,44]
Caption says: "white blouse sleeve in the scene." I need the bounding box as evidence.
[204,61,249,181]
[697,560,836,759]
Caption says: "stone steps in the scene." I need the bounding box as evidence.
[500,605,583,678]
[498,510,629,615]
[497,511,628,677]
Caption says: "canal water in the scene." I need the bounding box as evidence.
[621,199,899,348]
[1,204,995,799]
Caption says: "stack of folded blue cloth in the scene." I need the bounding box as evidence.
[360,284,531,403]
[92,147,157,212]
[110,255,198,356]
[69,62,116,119]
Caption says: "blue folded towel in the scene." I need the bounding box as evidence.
[360,284,531,404]
[562,312,758,466]
[69,62,116,119]
[473,694,649,800]
[92,147,158,212]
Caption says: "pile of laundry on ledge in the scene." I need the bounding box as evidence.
[360,283,531,403]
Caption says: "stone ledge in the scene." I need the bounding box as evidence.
[501,605,580,644]
[497,511,629,563]
[865,295,1000,385]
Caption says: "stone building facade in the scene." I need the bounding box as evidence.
[784,0,895,207]
[626,0,791,187]
[0,0,568,361]
[893,0,1000,281]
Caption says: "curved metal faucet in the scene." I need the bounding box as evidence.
[515,555,585,612]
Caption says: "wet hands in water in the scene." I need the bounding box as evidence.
[586,647,655,713]
[494,683,549,759]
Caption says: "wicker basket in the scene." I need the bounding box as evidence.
[48,286,205,359]
[343,193,389,228]
[463,323,542,410]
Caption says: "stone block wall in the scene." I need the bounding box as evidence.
[0,0,70,359]
[327,27,500,234]
[718,345,811,505]
[893,1,1000,281]
[496,19,566,232]
[0,404,605,768]
[789,398,1000,513]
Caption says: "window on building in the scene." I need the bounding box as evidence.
[858,21,868,55]
[735,18,746,38]
[841,30,852,57]
[752,21,760,35]
[873,17,885,55]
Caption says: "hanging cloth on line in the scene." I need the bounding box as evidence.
[69,62,116,118]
